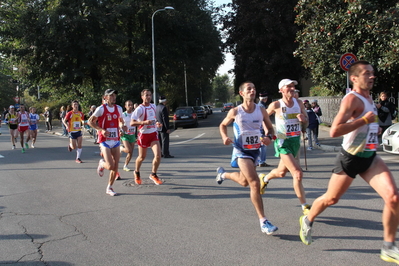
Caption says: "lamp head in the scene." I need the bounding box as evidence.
[164,6,174,10]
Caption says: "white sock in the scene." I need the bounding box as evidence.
[77,148,82,159]
[124,164,127,168]
[301,203,309,210]
[107,185,112,190]
[221,173,226,180]
[260,217,267,226]
[264,174,269,182]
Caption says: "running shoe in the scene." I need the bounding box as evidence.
[75,158,82,164]
[381,245,399,264]
[307,147,313,151]
[261,220,278,235]
[115,172,121,180]
[31,144,35,148]
[68,145,72,152]
[216,167,225,185]
[97,159,105,177]
[134,171,142,185]
[25,143,29,149]
[299,215,312,245]
[21,148,25,153]
[149,173,163,185]
[302,204,311,215]
[12,145,15,150]
[259,173,269,194]
[106,187,117,196]
[123,166,131,172]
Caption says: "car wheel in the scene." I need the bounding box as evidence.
[193,120,198,128]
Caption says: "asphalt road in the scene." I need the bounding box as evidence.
[0,110,398,266]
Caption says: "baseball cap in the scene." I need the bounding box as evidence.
[159,95,167,103]
[9,105,14,109]
[311,99,318,103]
[303,99,309,103]
[259,92,268,99]
[278,79,298,90]
[104,89,118,96]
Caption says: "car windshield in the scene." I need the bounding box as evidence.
[193,106,202,111]
[176,109,192,116]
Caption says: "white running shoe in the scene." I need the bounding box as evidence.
[106,187,117,196]
[97,159,105,177]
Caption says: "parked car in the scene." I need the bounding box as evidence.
[207,105,213,114]
[193,106,207,119]
[173,106,198,129]
[222,103,234,112]
[201,105,212,115]
[382,123,399,154]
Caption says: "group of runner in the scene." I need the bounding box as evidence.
[216,61,399,264]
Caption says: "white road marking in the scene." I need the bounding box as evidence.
[171,133,205,145]
[0,155,4,158]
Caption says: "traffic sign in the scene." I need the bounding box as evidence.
[340,53,357,71]
[13,96,19,103]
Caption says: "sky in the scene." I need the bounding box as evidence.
[213,0,234,76]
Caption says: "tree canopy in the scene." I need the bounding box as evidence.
[295,0,399,94]
[0,0,223,109]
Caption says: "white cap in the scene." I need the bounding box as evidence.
[278,79,298,90]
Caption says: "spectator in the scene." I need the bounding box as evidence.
[303,100,320,150]
[60,106,68,136]
[88,105,97,143]
[156,95,174,158]
[42,107,52,132]
[257,92,270,167]
[377,92,395,135]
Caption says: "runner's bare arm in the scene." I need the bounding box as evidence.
[266,101,279,116]
[297,99,309,131]
[219,108,237,145]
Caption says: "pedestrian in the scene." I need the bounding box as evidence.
[257,92,270,167]
[216,81,278,235]
[5,105,18,149]
[156,95,174,158]
[25,107,40,148]
[298,61,399,265]
[130,89,163,185]
[311,99,322,142]
[3,107,9,121]
[60,106,68,136]
[42,107,52,132]
[17,104,30,153]
[262,79,311,215]
[88,89,125,196]
[377,91,395,135]
[303,100,319,150]
[63,100,84,163]
[120,100,136,171]
[88,105,98,143]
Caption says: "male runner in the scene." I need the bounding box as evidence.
[130,89,163,185]
[64,100,84,163]
[88,89,125,196]
[216,81,277,234]
[299,61,399,265]
[262,79,310,214]
[5,105,18,149]
[26,107,40,148]
[120,100,136,171]
[17,104,30,153]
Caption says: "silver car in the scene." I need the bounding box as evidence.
[382,123,399,154]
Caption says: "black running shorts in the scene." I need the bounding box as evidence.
[332,148,376,178]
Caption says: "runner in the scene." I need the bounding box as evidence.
[17,104,30,153]
[88,89,125,196]
[262,79,310,215]
[25,107,40,148]
[130,89,163,185]
[120,100,136,172]
[298,61,399,265]
[216,81,278,235]
[5,105,18,149]
[63,100,84,163]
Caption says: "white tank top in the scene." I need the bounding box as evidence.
[342,91,379,155]
[233,104,263,151]
[275,98,301,139]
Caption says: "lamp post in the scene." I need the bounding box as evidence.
[152,6,174,104]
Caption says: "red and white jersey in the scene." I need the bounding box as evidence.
[18,111,30,127]
[131,104,157,134]
[94,104,123,143]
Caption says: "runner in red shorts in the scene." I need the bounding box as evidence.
[17,104,30,153]
[130,89,163,185]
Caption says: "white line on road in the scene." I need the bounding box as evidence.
[171,133,205,145]
[0,154,4,158]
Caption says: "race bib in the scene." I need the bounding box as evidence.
[126,126,136,135]
[241,130,261,150]
[364,123,379,151]
[285,119,301,138]
[73,121,81,130]
[107,128,118,141]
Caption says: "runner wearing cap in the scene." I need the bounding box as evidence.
[260,79,311,215]
[88,89,126,196]
[5,105,18,149]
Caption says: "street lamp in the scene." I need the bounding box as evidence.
[152,6,174,104]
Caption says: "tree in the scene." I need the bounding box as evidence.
[295,0,399,94]
[212,74,232,103]
[0,0,223,109]
[221,0,304,97]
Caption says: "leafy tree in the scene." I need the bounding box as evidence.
[220,0,304,97]
[295,0,399,94]
[0,0,223,109]
[212,74,232,103]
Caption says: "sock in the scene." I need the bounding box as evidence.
[124,164,127,168]
[107,185,112,190]
[304,216,313,227]
[260,217,267,226]
[384,241,395,249]
[264,174,269,182]
[221,173,226,180]
[301,203,309,210]
[77,148,82,159]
